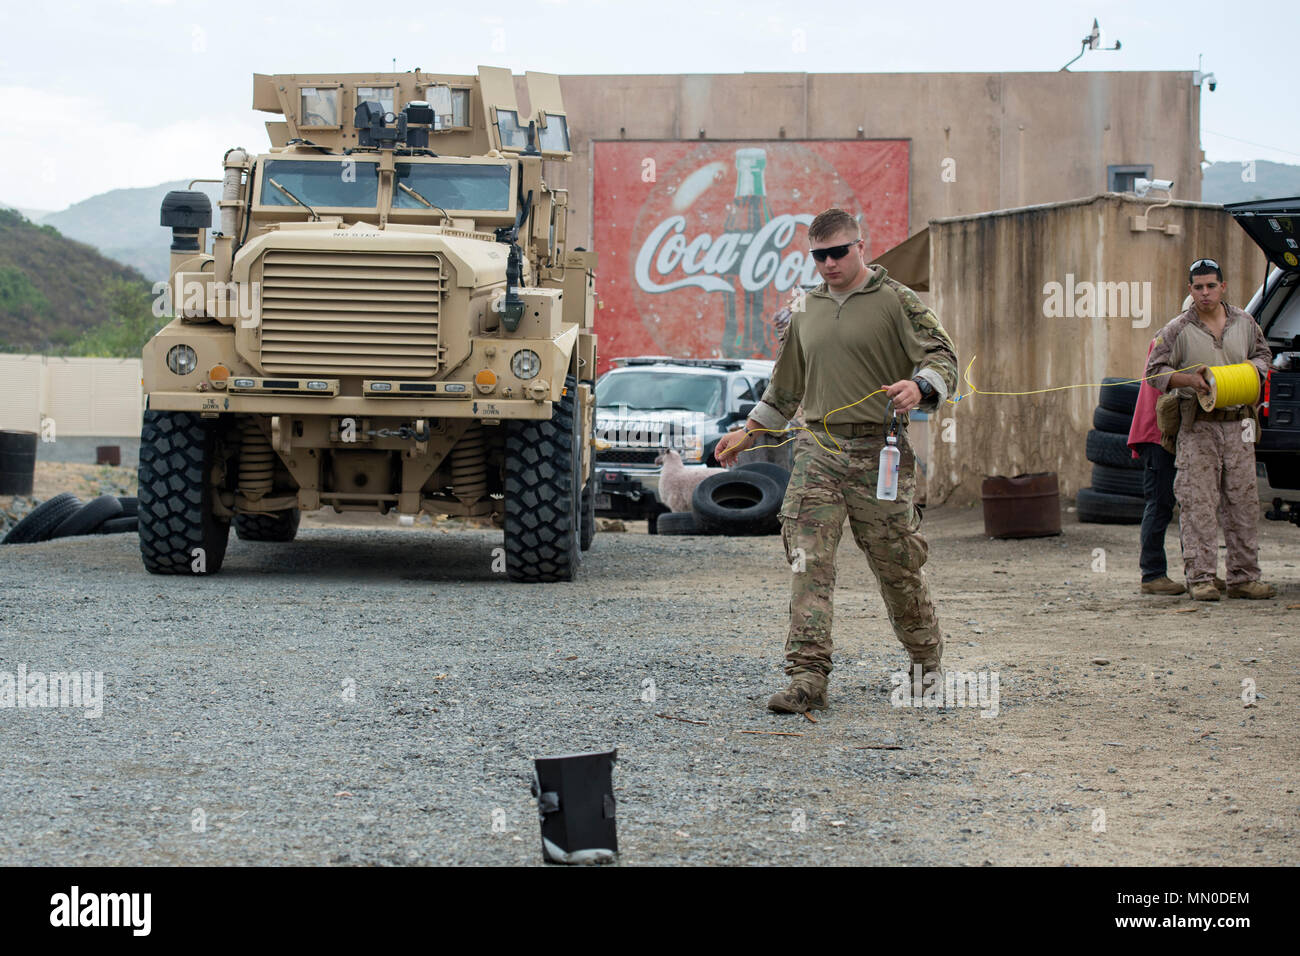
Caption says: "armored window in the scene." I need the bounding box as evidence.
[1108,164,1153,194]
[394,162,512,212]
[260,159,379,208]
[423,86,471,130]
[495,109,529,150]
[357,86,395,117]
[299,87,340,127]
[538,113,569,153]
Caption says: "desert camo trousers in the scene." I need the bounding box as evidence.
[1174,418,1261,586]
[778,430,942,682]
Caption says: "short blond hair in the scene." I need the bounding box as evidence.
[808,208,861,243]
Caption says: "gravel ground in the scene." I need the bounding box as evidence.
[1,481,1297,866]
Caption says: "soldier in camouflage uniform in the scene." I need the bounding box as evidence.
[718,208,959,713]
[1145,258,1275,601]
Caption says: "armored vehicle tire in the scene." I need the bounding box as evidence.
[2,493,82,544]
[733,461,791,495]
[138,411,230,575]
[234,508,301,542]
[99,515,139,535]
[51,494,125,539]
[692,471,783,535]
[1091,463,1145,498]
[503,378,581,582]
[1076,487,1145,525]
[1099,377,1141,415]
[1092,405,1133,435]
[1085,429,1141,470]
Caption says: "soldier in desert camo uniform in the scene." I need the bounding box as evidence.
[717,208,959,713]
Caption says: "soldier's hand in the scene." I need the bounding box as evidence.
[883,379,922,413]
[715,426,754,466]
[1172,367,1211,395]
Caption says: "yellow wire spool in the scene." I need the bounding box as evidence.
[1200,362,1261,411]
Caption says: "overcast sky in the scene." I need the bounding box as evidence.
[1,0,1292,211]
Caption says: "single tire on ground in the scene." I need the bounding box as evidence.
[117,495,139,517]
[691,470,783,535]
[51,494,125,539]
[138,410,231,575]
[1091,463,1145,498]
[1076,487,1145,524]
[502,376,581,582]
[2,493,82,544]
[1092,405,1134,435]
[656,511,716,535]
[1085,429,1141,470]
[234,508,301,542]
[99,515,139,535]
[733,461,791,495]
[1099,377,1141,415]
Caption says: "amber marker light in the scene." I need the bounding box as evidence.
[474,368,498,393]
[209,365,231,389]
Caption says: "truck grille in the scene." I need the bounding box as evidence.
[257,250,443,376]
[597,449,661,466]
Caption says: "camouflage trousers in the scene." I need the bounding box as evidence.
[778,430,942,682]
[1173,419,1261,585]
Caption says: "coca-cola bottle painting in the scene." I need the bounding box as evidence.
[720,147,773,358]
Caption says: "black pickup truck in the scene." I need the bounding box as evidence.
[1227,197,1300,526]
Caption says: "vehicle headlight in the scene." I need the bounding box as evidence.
[166,344,198,376]
[511,349,541,380]
[676,435,704,462]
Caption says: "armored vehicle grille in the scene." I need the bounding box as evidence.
[257,250,444,376]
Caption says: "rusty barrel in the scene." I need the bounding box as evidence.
[981,472,1062,538]
[96,445,121,466]
[0,429,38,495]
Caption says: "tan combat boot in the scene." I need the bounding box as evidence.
[767,677,828,714]
[1189,582,1220,601]
[1226,580,1277,600]
[1141,576,1187,595]
[1213,577,1227,591]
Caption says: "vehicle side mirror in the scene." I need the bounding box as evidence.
[736,401,756,419]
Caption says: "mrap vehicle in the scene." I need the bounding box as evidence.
[139,68,598,581]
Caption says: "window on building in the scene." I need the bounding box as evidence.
[1108,164,1154,194]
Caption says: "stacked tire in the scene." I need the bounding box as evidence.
[657,463,790,536]
[2,494,140,543]
[1078,377,1145,524]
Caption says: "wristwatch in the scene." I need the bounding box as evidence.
[911,376,935,400]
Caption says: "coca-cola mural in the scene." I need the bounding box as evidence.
[592,140,909,374]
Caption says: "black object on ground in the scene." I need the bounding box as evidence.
[51,495,124,539]
[0,429,37,496]
[1076,487,1145,524]
[2,493,82,544]
[1098,377,1140,415]
[1085,429,1141,470]
[1090,463,1145,498]
[691,470,782,534]
[1092,404,1133,435]
[532,749,618,865]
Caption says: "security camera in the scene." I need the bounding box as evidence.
[1134,178,1174,198]
[1205,72,1217,91]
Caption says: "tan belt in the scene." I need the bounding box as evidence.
[1193,406,1250,422]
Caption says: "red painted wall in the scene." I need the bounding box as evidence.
[591,140,909,375]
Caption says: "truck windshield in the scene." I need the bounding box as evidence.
[260,159,379,208]
[394,163,511,211]
[598,372,724,416]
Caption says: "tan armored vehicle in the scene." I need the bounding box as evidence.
[140,68,598,581]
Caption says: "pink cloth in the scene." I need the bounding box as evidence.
[1127,340,1163,457]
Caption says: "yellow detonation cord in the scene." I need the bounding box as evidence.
[738,355,1215,457]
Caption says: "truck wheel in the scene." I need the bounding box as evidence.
[234,509,300,542]
[138,411,231,575]
[503,377,580,582]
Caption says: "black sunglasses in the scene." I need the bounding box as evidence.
[1189,258,1220,271]
[810,241,860,263]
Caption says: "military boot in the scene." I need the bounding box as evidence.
[1141,576,1186,595]
[1189,582,1220,601]
[1227,580,1276,600]
[767,677,827,714]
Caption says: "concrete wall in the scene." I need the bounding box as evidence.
[528,70,1203,250]
[925,194,1268,506]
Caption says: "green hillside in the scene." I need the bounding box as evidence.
[0,208,157,354]
[41,180,221,282]
[1203,160,1300,204]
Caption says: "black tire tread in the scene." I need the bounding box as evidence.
[234,508,300,542]
[692,470,783,534]
[1085,429,1141,470]
[137,410,230,575]
[1092,405,1133,435]
[99,515,139,534]
[1076,486,1145,524]
[1091,463,1145,498]
[2,492,82,544]
[51,494,125,538]
[1099,377,1141,415]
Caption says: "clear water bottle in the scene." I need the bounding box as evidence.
[877,436,900,501]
